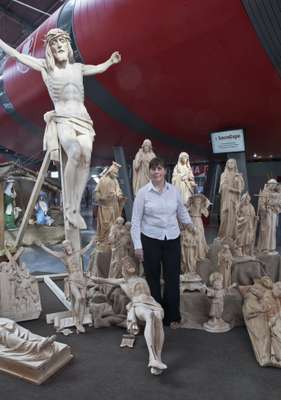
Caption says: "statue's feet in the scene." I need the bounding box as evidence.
[150,367,163,376]
[77,212,87,230]
[148,359,167,370]
[65,209,86,229]
[38,334,57,350]
[76,324,86,334]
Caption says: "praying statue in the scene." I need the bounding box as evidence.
[217,244,233,288]
[132,139,156,195]
[172,152,196,205]
[4,180,21,230]
[236,192,257,256]
[187,193,210,260]
[0,29,121,229]
[89,256,167,376]
[218,159,244,240]
[257,179,281,254]
[95,162,126,245]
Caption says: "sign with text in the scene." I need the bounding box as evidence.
[210,129,245,154]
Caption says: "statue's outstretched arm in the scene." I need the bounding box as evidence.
[88,276,124,286]
[0,39,44,72]
[38,242,64,259]
[82,51,121,76]
[80,236,96,255]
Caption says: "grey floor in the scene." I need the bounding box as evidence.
[2,213,281,399]
[1,283,281,400]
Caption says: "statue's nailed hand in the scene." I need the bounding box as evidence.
[110,51,121,64]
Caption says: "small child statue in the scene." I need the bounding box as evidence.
[202,272,236,333]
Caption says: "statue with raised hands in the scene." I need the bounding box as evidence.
[38,237,95,333]
[236,192,257,256]
[218,159,244,240]
[217,244,233,288]
[257,179,281,254]
[0,30,121,229]
[172,152,196,205]
[187,193,210,260]
[132,139,156,195]
[88,256,167,375]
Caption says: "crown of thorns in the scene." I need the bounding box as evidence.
[44,29,71,45]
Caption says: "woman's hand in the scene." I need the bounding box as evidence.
[135,248,144,262]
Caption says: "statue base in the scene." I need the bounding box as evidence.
[203,318,231,333]
[46,310,93,332]
[180,273,203,292]
[0,340,73,384]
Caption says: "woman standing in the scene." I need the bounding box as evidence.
[131,157,194,327]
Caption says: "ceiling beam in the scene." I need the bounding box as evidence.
[0,4,35,34]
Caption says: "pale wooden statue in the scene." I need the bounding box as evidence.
[217,244,233,288]
[202,272,236,333]
[39,237,95,333]
[180,225,200,281]
[0,246,41,321]
[242,277,281,367]
[0,30,121,229]
[95,162,126,246]
[218,159,244,240]
[0,318,56,360]
[187,194,210,260]
[172,152,196,205]
[0,318,73,384]
[123,221,135,258]
[89,256,167,376]
[236,192,257,256]
[132,139,156,195]
[108,217,126,278]
[257,179,281,254]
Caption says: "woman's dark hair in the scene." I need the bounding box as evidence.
[149,157,166,170]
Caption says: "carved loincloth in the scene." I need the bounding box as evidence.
[43,111,95,161]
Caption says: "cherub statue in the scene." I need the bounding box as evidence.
[187,194,210,260]
[88,256,167,375]
[0,29,121,229]
[217,244,233,288]
[202,272,236,333]
[132,139,156,195]
[39,237,95,333]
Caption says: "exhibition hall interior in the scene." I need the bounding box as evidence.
[1,0,281,399]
